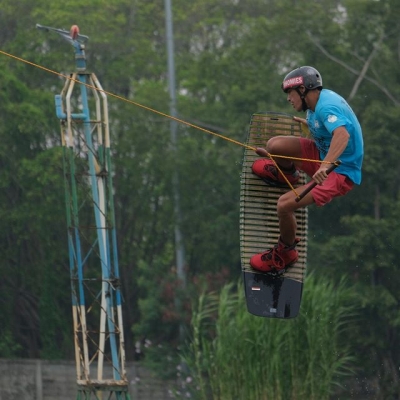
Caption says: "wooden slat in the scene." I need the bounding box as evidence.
[240,112,308,282]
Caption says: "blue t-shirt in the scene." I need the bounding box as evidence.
[306,89,364,184]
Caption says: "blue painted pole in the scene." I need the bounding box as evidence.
[38,23,129,398]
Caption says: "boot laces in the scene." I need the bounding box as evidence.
[260,239,300,270]
[260,245,285,269]
[264,163,298,179]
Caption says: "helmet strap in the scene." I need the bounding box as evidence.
[296,88,309,111]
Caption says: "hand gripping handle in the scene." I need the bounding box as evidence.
[295,160,341,203]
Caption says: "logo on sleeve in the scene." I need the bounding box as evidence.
[328,115,338,123]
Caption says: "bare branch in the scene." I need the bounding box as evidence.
[348,33,383,101]
[306,31,400,106]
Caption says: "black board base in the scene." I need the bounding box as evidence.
[243,270,303,319]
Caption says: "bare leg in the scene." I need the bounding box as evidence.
[277,188,315,246]
[266,136,303,170]
[257,135,313,245]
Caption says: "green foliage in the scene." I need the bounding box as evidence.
[310,207,400,392]
[184,275,356,400]
[0,330,22,358]
[133,252,232,379]
[0,0,399,397]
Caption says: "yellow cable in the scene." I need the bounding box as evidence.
[0,49,255,150]
[0,49,337,169]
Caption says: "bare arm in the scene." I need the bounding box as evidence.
[293,116,307,125]
[293,116,311,137]
[313,126,349,184]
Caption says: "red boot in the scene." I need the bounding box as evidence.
[250,238,300,273]
[252,159,299,187]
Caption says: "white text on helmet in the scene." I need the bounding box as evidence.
[283,76,304,90]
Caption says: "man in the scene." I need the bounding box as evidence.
[249,66,363,272]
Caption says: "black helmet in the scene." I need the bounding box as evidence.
[282,66,323,93]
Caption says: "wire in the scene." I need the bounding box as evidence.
[0,48,337,170]
[0,49,255,151]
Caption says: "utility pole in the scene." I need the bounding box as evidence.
[164,0,186,288]
[37,23,130,400]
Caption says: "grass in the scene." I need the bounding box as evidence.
[183,274,357,400]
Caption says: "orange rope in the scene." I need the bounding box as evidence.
[0,49,254,150]
[267,156,341,196]
[0,48,338,172]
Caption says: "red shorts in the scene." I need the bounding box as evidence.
[299,138,354,206]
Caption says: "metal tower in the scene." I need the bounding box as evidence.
[37,24,131,399]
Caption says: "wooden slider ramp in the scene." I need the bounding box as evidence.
[240,112,308,283]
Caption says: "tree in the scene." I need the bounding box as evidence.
[0,64,68,358]
[0,1,399,397]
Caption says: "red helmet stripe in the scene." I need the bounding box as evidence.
[282,76,304,90]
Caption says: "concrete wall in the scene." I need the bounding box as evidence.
[0,359,175,400]
[0,358,376,399]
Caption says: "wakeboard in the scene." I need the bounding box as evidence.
[240,112,308,319]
